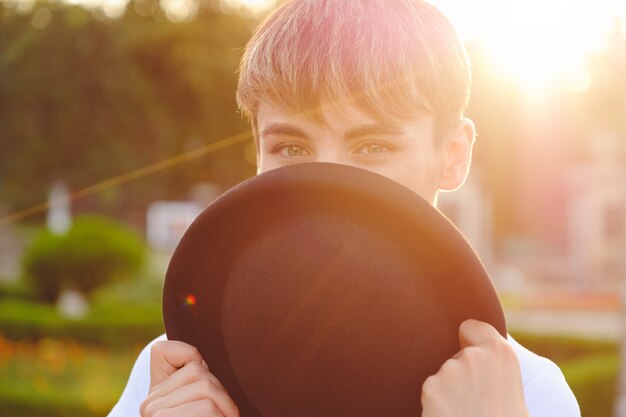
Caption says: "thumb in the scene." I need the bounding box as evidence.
[149,340,204,387]
[458,319,502,349]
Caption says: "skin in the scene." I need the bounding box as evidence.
[140,99,530,417]
[255,101,473,202]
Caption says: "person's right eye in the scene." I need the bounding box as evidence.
[275,144,311,157]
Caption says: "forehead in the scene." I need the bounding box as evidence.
[255,100,436,137]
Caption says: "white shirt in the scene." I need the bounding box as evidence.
[108,333,580,417]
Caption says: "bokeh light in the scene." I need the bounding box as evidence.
[160,0,198,22]
[30,7,52,28]
[219,0,276,15]
[225,0,275,12]
[431,0,626,95]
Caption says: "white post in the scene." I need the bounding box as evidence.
[47,180,71,235]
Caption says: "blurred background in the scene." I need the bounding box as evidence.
[0,0,625,415]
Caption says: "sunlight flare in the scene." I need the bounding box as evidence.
[432,0,626,94]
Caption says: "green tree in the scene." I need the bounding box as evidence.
[0,1,256,218]
[22,215,146,302]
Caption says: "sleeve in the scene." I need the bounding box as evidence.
[107,334,168,417]
[523,359,581,417]
[509,336,581,417]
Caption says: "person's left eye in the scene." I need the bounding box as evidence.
[354,142,390,155]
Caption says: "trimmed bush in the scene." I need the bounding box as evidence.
[0,305,620,417]
[0,280,37,301]
[512,332,619,417]
[22,216,146,302]
[562,354,619,417]
[511,331,618,361]
[0,299,163,348]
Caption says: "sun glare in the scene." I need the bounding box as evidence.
[42,0,625,93]
[431,0,626,95]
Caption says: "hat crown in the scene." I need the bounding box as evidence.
[163,163,505,417]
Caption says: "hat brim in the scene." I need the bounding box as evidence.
[163,162,506,417]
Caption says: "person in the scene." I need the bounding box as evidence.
[108,1,581,416]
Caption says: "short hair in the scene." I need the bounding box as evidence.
[236,0,471,143]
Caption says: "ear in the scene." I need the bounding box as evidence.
[438,118,476,191]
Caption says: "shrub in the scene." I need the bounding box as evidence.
[0,299,163,348]
[0,280,37,301]
[0,387,107,417]
[562,354,619,417]
[512,332,619,417]
[0,337,147,417]
[22,216,146,302]
[511,331,618,361]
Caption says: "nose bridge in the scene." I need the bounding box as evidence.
[312,132,345,164]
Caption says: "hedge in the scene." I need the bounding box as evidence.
[0,311,621,417]
[0,338,144,417]
[563,354,619,417]
[0,299,163,348]
[0,386,107,417]
[511,331,618,361]
[22,216,146,302]
[513,332,619,417]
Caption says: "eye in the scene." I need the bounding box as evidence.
[355,142,390,155]
[277,144,311,157]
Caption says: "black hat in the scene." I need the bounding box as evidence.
[163,162,506,417]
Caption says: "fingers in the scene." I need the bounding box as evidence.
[458,319,503,349]
[149,340,205,387]
[422,320,528,417]
[142,399,226,417]
[141,340,240,417]
[147,362,239,417]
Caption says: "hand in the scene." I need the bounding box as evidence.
[140,340,240,417]
[421,319,530,417]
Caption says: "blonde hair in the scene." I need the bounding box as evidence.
[237,0,471,142]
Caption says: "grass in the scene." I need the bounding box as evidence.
[0,333,622,417]
[0,295,621,417]
[0,336,145,417]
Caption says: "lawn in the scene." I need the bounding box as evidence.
[0,331,620,417]
[0,336,145,417]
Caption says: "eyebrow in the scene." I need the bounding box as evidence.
[344,124,404,139]
[260,123,310,140]
[260,122,403,141]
